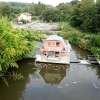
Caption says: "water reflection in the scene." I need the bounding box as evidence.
[0,59,37,100]
[0,47,100,100]
[39,63,69,85]
[91,65,100,78]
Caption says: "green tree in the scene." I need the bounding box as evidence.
[0,2,12,18]
[94,0,100,32]
[70,0,97,32]
[56,3,73,21]
[70,0,79,5]
[41,7,60,22]
[31,2,48,16]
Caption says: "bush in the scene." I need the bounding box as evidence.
[0,17,44,74]
[91,47,100,59]
[59,22,81,45]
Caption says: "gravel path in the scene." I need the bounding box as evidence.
[15,21,59,32]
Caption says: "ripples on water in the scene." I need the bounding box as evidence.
[0,47,100,100]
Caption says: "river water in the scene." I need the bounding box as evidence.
[0,46,100,100]
[0,22,100,100]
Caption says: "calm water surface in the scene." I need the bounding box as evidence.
[0,47,100,100]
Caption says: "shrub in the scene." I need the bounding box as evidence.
[0,17,44,74]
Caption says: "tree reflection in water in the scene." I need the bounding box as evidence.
[39,63,69,85]
[91,65,100,79]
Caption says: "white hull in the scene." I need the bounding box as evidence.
[35,53,70,64]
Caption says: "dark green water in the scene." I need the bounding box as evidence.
[0,47,100,100]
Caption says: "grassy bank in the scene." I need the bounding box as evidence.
[0,17,45,76]
[59,22,100,60]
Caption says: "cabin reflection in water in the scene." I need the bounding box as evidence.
[39,64,69,85]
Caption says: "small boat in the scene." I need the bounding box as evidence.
[35,35,71,64]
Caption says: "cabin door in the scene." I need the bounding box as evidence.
[48,51,55,58]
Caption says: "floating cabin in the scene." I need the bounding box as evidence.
[35,35,71,64]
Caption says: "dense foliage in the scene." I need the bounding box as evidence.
[70,0,100,32]
[0,17,44,74]
[0,2,25,20]
[0,2,74,22]
[59,22,100,59]
[0,2,50,21]
[41,8,60,22]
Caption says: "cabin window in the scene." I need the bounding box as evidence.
[63,48,65,51]
[56,42,60,46]
[48,42,52,46]
[48,42,51,46]
[43,51,47,56]
[48,42,55,46]
[55,52,59,57]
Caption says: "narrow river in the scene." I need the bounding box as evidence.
[0,46,100,100]
[0,22,100,100]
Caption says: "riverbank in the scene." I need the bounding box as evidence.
[58,22,100,60]
[0,18,45,77]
